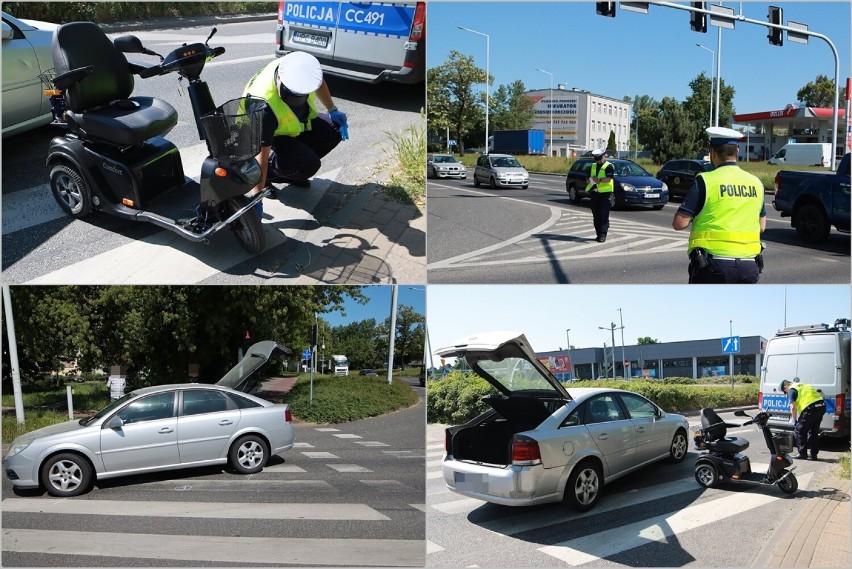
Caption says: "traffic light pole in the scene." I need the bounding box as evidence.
[643,0,841,170]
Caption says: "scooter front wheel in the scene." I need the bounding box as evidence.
[50,163,92,218]
[225,197,265,255]
[777,471,798,494]
[694,462,718,488]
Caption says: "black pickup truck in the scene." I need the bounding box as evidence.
[773,153,851,243]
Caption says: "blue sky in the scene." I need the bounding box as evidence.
[324,285,426,327]
[427,1,851,116]
[426,285,851,363]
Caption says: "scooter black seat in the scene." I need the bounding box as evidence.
[52,21,178,146]
[706,436,750,454]
[64,97,178,146]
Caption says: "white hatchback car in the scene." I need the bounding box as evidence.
[437,331,690,511]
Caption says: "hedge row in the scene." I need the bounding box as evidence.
[282,375,418,424]
[426,372,759,425]
[3,2,271,24]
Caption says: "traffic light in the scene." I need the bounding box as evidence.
[596,2,616,17]
[690,2,707,33]
[768,6,783,46]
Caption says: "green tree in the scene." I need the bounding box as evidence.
[625,95,660,151]
[490,80,535,131]
[683,72,735,149]
[427,51,488,152]
[650,97,700,164]
[606,130,617,153]
[329,319,383,369]
[637,337,660,345]
[388,305,425,368]
[797,74,847,108]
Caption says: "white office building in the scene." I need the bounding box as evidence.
[528,86,632,157]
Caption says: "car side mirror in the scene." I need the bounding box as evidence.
[106,416,124,429]
[734,410,747,417]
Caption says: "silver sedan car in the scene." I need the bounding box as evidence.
[427,154,467,179]
[1,12,58,137]
[4,341,296,497]
[437,332,689,511]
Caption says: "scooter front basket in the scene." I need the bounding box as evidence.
[200,96,267,164]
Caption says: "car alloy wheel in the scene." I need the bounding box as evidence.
[565,461,602,512]
[230,434,268,474]
[41,453,92,497]
[669,429,688,463]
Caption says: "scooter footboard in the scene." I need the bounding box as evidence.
[199,156,262,205]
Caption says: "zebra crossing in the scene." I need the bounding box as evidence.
[425,421,815,567]
[1,424,426,567]
[428,207,687,272]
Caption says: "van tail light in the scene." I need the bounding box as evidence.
[758,391,764,409]
[276,2,285,47]
[835,393,846,420]
[512,436,542,465]
[285,408,292,423]
[409,2,425,42]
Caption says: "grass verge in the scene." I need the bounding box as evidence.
[381,122,426,208]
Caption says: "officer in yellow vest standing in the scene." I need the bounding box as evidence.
[780,379,826,460]
[672,127,766,283]
[244,52,348,213]
[587,149,615,242]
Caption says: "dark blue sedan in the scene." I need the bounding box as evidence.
[565,158,669,210]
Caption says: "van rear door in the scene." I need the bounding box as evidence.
[277,2,424,83]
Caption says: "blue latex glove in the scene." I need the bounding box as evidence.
[329,109,348,141]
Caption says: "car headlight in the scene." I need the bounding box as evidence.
[7,440,32,457]
[661,182,669,191]
[622,184,636,192]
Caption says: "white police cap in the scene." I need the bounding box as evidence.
[277,51,323,95]
[591,148,608,158]
[707,126,743,146]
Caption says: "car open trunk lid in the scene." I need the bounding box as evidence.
[435,331,571,400]
[216,340,291,393]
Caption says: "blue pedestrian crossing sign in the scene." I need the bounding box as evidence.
[302,349,312,360]
[721,336,741,354]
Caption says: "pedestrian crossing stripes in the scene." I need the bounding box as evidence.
[2,529,424,567]
[430,208,688,271]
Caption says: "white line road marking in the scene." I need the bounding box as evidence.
[334,434,363,439]
[2,498,388,520]
[355,441,391,447]
[302,451,339,459]
[2,529,423,566]
[327,464,372,473]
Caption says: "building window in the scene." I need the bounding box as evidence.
[662,358,692,379]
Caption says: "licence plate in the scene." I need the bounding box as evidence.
[292,31,328,48]
[645,193,660,199]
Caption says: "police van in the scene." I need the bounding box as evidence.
[758,318,850,439]
[274,1,425,84]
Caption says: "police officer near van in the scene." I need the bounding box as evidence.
[672,127,767,283]
[587,149,615,242]
[244,51,348,213]
[780,379,826,460]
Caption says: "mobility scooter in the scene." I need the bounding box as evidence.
[45,22,272,254]
[693,407,798,494]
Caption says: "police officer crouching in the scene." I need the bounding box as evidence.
[780,379,826,460]
[672,127,767,283]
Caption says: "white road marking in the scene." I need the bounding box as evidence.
[302,451,339,459]
[327,464,372,473]
[2,529,423,567]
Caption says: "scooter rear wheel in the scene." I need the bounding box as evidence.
[777,471,798,494]
[694,462,718,488]
[225,197,265,255]
[50,163,92,218]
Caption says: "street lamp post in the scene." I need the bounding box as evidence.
[696,43,715,127]
[599,323,617,379]
[566,328,571,380]
[536,68,554,157]
[458,26,490,153]
[618,308,627,379]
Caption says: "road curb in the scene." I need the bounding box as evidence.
[99,12,277,33]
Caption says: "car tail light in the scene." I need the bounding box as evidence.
[285,408,292,422]
[773,174,780,197]
[445,431,450,455]
[511,436,541,465]
[409,2,425,42]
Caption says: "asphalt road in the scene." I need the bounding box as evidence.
[427,170,850,284]
[1,391,426,567]
[1,18,424,284]
[426,409,848,567]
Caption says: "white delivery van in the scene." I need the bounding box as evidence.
[275,1,425,84]
[768,143,831,167]
[759,319,850,439]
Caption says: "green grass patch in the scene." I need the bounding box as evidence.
[2,410,79,444]
[427,372,759,424]
[837,452,850,480]
[2,381,111,414]
[381,123,426,207]
[282,375,418,424]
